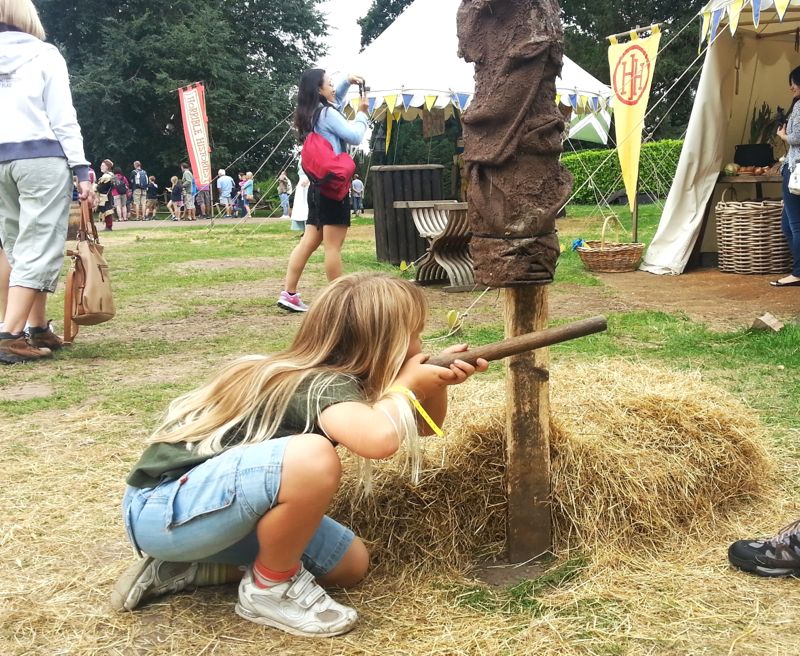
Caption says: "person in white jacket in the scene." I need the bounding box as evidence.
[0,0,94,364]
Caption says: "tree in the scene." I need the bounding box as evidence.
[37,0,327,182]
[358,0,413,49]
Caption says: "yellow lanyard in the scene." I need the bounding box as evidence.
[388,386,444,437]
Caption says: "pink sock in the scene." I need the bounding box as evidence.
[252,560,300,589]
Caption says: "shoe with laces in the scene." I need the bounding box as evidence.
[728,517,800,577]
[0,333,52,364]
[277,290,309,312]
[110,557,198,611]
[26,321,65,351]
[235,565,357,637]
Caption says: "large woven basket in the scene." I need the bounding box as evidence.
[577,216,645,273]
[715,190,791,275]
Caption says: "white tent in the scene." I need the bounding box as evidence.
[345,0,613,143]
[641,0,799,274]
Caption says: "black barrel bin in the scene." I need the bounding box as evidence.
[370,164,445,266]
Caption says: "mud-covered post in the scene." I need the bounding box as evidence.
[457,0,573,562]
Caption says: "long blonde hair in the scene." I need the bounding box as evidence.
[149,273,428,483]
[0,0,45,40]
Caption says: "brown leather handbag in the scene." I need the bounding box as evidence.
[63,200,116,343]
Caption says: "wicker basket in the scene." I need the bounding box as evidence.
[577,216,645,273]
[715,189,791,275]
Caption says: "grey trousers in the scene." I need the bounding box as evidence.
[0,157,72,293]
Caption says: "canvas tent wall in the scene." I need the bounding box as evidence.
[641,0,800,275]
[344,0,613,144]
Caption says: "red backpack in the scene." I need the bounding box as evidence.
[300,108,356,201]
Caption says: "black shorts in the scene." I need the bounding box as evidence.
[306,185,350,229]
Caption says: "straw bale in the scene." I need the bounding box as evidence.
[330,360,774,573]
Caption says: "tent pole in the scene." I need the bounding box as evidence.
[632,173,639,243]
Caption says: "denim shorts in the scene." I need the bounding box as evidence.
[122,437,354,577]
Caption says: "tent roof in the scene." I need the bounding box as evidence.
[700,0,800,40]
[349,0,612,115]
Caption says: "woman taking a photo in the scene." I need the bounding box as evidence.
[277,69,369,313]
[774,65,800,287]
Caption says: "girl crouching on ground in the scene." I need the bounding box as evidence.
[112,273,488,638]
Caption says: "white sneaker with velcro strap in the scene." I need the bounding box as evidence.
[235,565,358,637]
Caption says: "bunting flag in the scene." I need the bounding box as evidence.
[350,97,361,112]
[710,8,724,42]
[700,12,711,47]
[385,109,394,154]
[177,83,212,186]
[728,0,744,36]
[384,94,397,111]
[775,0,792,21]
[402,93,414,110]
[569,94,579,110]
[752,0,762,28]
[456,93,471,111]
[608,26,661,214]
[425,95,437,111]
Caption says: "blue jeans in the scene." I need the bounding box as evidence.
[121,437,354,577]
[351,195,362,213]
[280,192,290,215]
[782,164,800,276]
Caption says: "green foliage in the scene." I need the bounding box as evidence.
[37,0,326,183]
[561,139,684,204]
[358,0,414,48]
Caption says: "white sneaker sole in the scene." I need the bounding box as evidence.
[276,299,309,312]
[235,602,357,638]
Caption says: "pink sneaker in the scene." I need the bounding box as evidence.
[277,291,309,312]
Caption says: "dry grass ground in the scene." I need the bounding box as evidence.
[1,214,799,655]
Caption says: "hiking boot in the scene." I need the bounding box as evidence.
[235,565,358,638]
[111,557,198,611]
[27,321,65,351]
[0,334,52,364]
[728,517,800,577]
[277,290,309,313]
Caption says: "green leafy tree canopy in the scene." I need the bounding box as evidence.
[38,0,327,183]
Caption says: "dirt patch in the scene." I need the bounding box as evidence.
[0,382,54,401]
[597,269,800,330]
[170,256,282,274]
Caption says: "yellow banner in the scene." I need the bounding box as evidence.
[608,27,661,214]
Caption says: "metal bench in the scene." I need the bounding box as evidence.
[393,200,476,292]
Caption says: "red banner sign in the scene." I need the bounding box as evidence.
[178,83,212,186]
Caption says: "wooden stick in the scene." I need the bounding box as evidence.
[426,315,607,368]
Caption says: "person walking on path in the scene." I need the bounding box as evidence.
[111,167,129,222]
[180,163,195,221]
[0,0,94,364]
[242,171,255,219]
[774,65,800,288]
[350,174,364,216]
[278,170,293,218]
[216,168,235,217]
[111,272,487,636]
[290,162,309,234]
[168,175,183,221]
[129,161,148,220]
[96,159,116,230]
[195,181,211,219]
[277,69,368,313]
[145,176,159,219]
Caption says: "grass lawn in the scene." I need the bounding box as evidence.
[1,205,799,655]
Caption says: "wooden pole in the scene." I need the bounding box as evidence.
[504,285,551,562]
